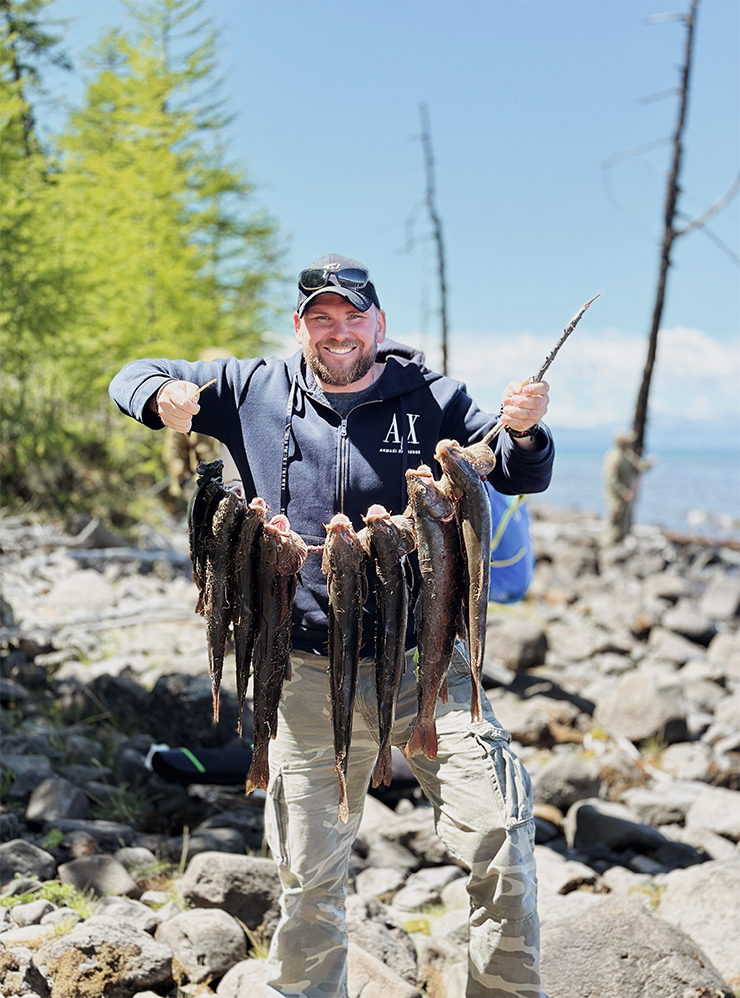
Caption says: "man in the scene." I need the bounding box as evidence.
[110,254,553,998]
[602,430,656,545]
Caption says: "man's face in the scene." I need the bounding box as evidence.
[293,293,386,390]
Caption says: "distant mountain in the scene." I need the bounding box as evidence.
[550,413,737,455]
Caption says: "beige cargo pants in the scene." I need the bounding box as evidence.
[263,642,542,998]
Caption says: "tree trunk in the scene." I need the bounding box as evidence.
[419,102,449,376]
[632,0,699,456]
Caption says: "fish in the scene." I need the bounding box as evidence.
[202,487,242,724]
[358,504,416,788]
[245,513,307,796]
[434,439,496,722]
[231,496,269,737]
[322,513,368,822]
[187,459,227,614]
[404,465,464,759]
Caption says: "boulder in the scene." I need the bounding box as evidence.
[345,893,418,985]
[415,936,467,998]
[180,852,281,932]
[532,754,601,811]
[347,941,423,998]
[487,619,548,672]
[657,859,740,987]
[25,776,89,823]
[685,785,740,841]
[155,907,246,985]
[0,839,56,887]
[541,894,733,998]
[58,855,141,899]
[37,914,172,997]
[593,672,687,744]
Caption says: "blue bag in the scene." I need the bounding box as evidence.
[485,483,534,604]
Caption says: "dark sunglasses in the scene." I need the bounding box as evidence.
[298,267,372,294]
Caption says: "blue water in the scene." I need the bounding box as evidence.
[533,441,740,541]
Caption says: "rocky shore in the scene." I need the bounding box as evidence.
[1,503,739,998]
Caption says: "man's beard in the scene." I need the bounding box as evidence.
[304,337,378,388]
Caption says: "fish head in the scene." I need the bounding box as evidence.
[434,438,495,485]
[322,513,363,573]
[248,497,269,522]
[264,514,307,573]
[406,465,455,522]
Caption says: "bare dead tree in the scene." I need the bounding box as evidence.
[631,0,738,455]
[418,102,450,375]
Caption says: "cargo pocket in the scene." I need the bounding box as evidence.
[472,721,533,831]
[267,771,292,874]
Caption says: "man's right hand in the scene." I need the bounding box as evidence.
[149,380,201,433]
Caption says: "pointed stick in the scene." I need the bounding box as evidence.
[186,377,218,403]
[482,295,600,446]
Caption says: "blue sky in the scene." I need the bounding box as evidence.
[44,0,739,435]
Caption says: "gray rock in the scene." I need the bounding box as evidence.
[685,785,740,841]
[699,575,740,620]
[25,776,89,823]
[345,893,418,984]
[114,846,158,871]
[429,907,469,947]
[487,619,548,672]
[216,958,279,997]
[661,602,716,646]
[0,945,50,998]
[657,741,713,781]
[347,940,423,998]
[532,755,601,811]
[180,852,281,932]
[0,811,22,843]
[0,840,56,887]
[541,894,733,998]
[619,780,704,828]
[565,798,674,858]
[51,818,135,850]
[58,854,141,898]
[593,672,687,744]
[95,896,161,933]
[648,626,706,666]
[715,692,740,729]
[415,936,467,998]
[533,845,600,897]
[40,907,82,929]
[353,864,406,900]
[155,907,246,985]
[9,899,54,926]
[486,695,551,747]
[657,859,740,985]
[391,881,443,911]
[708,632,740,682]
[381,805,453,867]
[36,914,172,995]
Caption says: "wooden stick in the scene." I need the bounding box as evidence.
[482,295,600,446]
[186,378,218,403]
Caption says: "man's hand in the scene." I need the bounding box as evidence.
[501,380,550,430]
[149,380,201,434]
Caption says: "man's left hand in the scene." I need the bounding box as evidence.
[501,380,550,435]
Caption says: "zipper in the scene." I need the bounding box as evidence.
[338,418,348,514]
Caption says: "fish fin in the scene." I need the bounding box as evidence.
[245,745,269,795]
[439,678,449,705]
[336,763,349,824]
[371,743,393,788]
[404,719,438,761]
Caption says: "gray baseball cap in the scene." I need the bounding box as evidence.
[296,254,380,317]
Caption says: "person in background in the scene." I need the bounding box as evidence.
[602,430,656,544]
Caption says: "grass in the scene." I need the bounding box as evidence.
[0,878,97,918]
[89,783,151,825]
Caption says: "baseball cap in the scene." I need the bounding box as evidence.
[296,254,380,317]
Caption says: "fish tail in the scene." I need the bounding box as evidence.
[336,761,349,824]
[404,718,438,761]
[469,675,482,723]
[211,684,220,724]
[236,700,244,739]
[245,744,269,795]
[371,742,393,788]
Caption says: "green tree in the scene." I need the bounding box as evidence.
[0,0,80,505]
[2,0,283,521]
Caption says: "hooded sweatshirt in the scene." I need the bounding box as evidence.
[109,340,554,655]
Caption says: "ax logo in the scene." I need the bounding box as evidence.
[379,413,422,455]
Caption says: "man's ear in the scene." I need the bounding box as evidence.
[376,309,387,344]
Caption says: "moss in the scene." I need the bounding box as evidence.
[48,941,142,998]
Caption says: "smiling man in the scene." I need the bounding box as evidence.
[109,254,554,998]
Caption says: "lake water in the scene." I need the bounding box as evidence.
[531,440,740,542]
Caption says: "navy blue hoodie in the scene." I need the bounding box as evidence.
[109,341,554,655]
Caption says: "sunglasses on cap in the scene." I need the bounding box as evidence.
[298,267,373,294]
